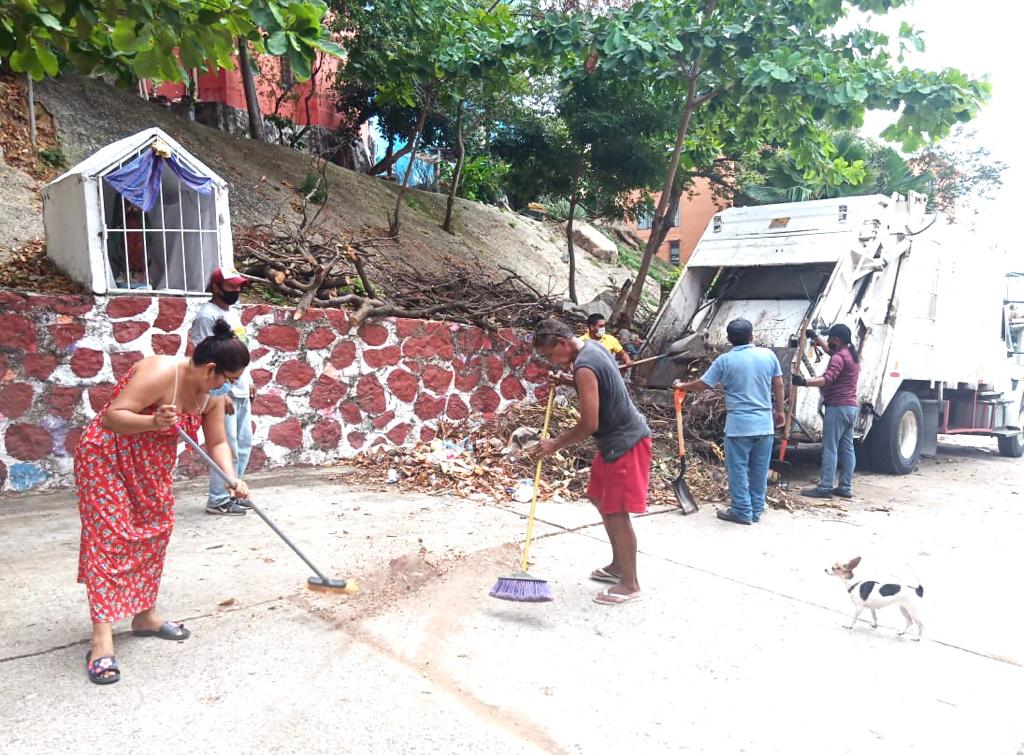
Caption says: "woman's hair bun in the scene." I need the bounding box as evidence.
[212,318,234,339]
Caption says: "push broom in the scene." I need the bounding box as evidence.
[175,426,356,594]
[489,388,556,603]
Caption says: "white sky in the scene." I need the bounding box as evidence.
[857,0,1022,262]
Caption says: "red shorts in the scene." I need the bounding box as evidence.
[587,437,652,515]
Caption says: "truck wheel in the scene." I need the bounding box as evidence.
[866,391,923,475]
[997,406,1024,458]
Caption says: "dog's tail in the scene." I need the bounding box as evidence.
[914,584,924,598]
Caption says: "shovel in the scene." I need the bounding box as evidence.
[620,332,708,370]
[672,388,699,515]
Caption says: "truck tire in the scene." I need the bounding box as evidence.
[866,391,923,475]
[997,406,1024,458]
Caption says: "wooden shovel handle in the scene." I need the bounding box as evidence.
[674,389,687,457]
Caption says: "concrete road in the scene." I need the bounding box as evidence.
[1,439,1022,754]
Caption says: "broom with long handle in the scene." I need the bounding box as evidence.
[489,388,556,602]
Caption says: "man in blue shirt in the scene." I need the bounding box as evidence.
[674,318,785,525]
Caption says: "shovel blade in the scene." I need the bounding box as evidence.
[672,459,699,515]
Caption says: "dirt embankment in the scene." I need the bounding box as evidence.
[0,71,655,308]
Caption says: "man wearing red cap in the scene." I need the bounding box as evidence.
[189,266,254,515]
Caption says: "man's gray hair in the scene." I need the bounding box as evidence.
[533,318,574,348]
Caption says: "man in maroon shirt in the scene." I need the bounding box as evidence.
[791,324,861,498]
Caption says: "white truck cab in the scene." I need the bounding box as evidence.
[641,193,1024,473]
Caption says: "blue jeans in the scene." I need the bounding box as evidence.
[818,405,858,494]
[724,434,774,521]
[208,390,253,506]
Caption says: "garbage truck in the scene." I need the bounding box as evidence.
[639,193,1024,474]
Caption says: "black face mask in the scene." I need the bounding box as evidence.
[220,290,240,305]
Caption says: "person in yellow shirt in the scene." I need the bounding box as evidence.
[581,314,632,367]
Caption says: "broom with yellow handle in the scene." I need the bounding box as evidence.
[489,388,556,602]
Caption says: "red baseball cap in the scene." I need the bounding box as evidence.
[210,266,248,287]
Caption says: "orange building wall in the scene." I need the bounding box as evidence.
[626,177,723,267]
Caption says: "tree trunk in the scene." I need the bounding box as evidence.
[620,78,700,326]
[25,74,36,150]
[389,104,430,237]
[369,140,415,176]
[238,38,265,141]
[565,192,580,304]
[647,179,684,257]
[442,101,466,234]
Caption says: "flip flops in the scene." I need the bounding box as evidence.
[590,567,620,584]
[131,621,191,641]
[85,650,120,685]
[593,588,642,605]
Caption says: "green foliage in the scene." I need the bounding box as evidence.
[299,171,327,204]
[441,155,510,204]
[540,195,589,223]
[1,0,339,83]
[39,146,67,168]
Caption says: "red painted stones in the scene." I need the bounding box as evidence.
[357,323,389,347]
[113,320,149,344]
[110,351,144,379]
[70,348,104,378]
[387,369,419,403]
[88,383,115,414]
[0,383,34,419]
[340,401,363,425]
[241,304,272,326]
[363,346,401,369]
[422,365,453,394]
[470,386,501,414]
[257,324,300,351]
[446,395,469,421]
[151,334,181,355]
[46,386,82,419]
[386,423,411,445]
[105,296,151,319]
[309,376,347,410]
[499,376,527,401]
[356,374,386,414]
[414,394,445,421]
[312,418,342,448]
[0,314,36,351]
[23,354,58,380]
[154,297,187,331]
[250,369,273,388]
[49,322,86,350]
[329,341,357,370]
[347,430,366,449]
[268,418,303,449]
[305,327,336,350]
[275,360,316,390]
[252,393,288,417]
[5,423,53,460]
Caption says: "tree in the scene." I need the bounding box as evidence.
[1,0,341,85]
[339,0,520,236]
[532,0,990,326]
[907,126,1007,220]
[739,131,932,204]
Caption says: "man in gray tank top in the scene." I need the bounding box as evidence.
[530,318,651,605]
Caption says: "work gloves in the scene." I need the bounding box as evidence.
[790,374,807,387]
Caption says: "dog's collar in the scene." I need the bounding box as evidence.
[847,581,859,594]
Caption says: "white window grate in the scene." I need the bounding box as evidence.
[98,141,219,295]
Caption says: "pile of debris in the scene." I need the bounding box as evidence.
[236,219,578,330]
[332,392,795,511]
[0,239,83,293]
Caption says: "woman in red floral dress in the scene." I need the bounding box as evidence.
[76,319,251,684]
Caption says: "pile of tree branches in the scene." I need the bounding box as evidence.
[234,165,580,330]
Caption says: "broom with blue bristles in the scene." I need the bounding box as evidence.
[489,388,556,603]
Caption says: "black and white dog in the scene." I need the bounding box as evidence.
[826,557,925,640]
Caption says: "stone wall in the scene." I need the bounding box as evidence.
[0,292,548,493]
